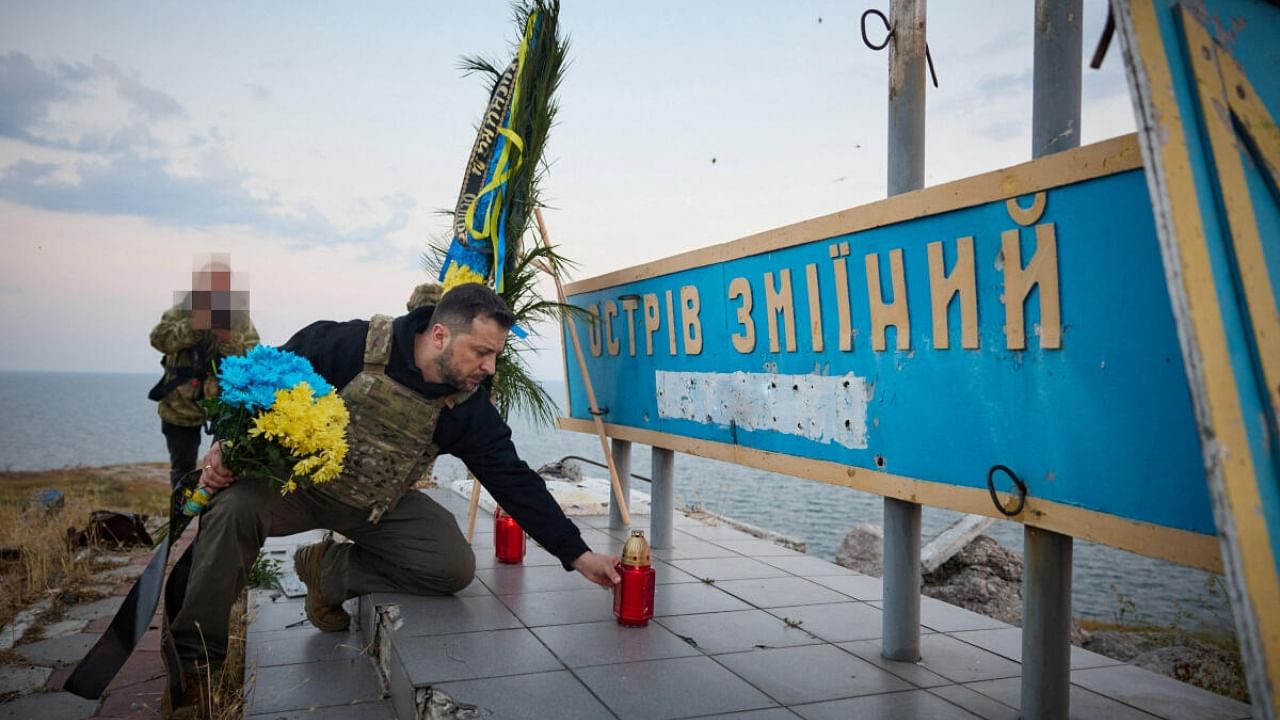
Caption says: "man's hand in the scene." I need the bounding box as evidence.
[571,551,622,588]
[199,441,237,490]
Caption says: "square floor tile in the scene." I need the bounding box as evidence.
[246,658,385,714]
[246,598,311,633]
[421,488,470,513]
[245,701,395,720]
[1071,665,1252,720]
[715,577,851,608]
[669,557,791,582]
[676,524,757,541]
[673,513,711,528]
[476,564,595,594]
[838,639,953,688]
[867,596,1009,632]
[655,582,753,616]
[576,655,777,720]
[533,620,701,667]
[654,560,700,585]
[453,578,493,596]
[385,632,415,720]
[845,633,1021,684]
[964,677,1163,719]
[712,539,805,557]
[0,692,98,720]
[918,596,1012,632]
[948,627,1121,670]
[428,670,612,719]
[473,543,563,569]
[369,593,523,637]
[499,587,617,626]
[810,574,883,601]
[716,644,912,705]
[793,689,983,719]
[763,602,884,643]
[577,526,617,545]
[13,634,96,667]
[927,684,1020,720]
[396,628,563,685]
[245,628,366,668]
[693,710,802,719]
[653,538,744,560]
[656,609,820,655]
[758,555,858,577]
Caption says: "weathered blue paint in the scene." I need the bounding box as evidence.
[564,165,1214,537]
[1118,0,1280,709]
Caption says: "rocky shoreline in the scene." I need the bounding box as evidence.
[834,523,1249,703]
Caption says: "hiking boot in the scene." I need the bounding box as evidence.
[294,538,350,632]
[161,672,209,719]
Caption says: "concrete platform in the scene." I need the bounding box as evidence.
[242,488,1253,720]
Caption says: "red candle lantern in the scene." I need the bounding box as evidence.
[613,530,656,627]
[494,506,525,564]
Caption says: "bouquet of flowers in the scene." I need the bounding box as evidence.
[183,345,350,515]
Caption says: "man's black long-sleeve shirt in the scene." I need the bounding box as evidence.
[282,306,590,568]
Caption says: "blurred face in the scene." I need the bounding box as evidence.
[431,316,507,391]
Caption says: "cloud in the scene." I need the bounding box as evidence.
[0,52,76,143]
[974,119,1025,141]
[92,56,185,120]
[0,152,415,248]
[0,53,408,252]
[0,52,183,150]
[246,83,272,102]
[976,70,1032,98]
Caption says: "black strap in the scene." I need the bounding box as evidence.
[147,340,215,402]
[63,474,200,699]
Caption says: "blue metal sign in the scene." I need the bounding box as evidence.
[560,136,1218,569]
[1117,0,1279,713]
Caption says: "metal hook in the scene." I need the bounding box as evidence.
[986,464,1027,516]
[1089,5,1116,70]
[860,8,940,88]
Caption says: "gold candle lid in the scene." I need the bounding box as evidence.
[620,530,651,567]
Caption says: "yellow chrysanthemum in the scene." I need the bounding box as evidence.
[249,382,349,491]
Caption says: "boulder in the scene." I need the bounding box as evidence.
[1131,642,1249,702]
[923,535,1024,625]
[834,523,883,577]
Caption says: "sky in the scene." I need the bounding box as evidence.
[0,1,1135,379]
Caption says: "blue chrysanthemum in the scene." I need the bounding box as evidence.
[217,345,333,411]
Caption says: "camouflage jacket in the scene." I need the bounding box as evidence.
[149,304,259,426]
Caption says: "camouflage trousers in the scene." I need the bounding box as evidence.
[168,478,476,673]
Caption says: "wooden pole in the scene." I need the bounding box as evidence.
[465,472,482,543]
[535,207,631,525]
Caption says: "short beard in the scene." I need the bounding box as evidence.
[433,343,468,389]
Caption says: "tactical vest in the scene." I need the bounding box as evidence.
[315,315,474,523]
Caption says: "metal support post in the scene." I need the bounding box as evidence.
[881,0,927,664]
[609,438,632,530]
[1022,2,1080,718]
[883,498,922,660]
[1032,0,1083,158]
[1022,526,1074,719]
[650,447,675,549]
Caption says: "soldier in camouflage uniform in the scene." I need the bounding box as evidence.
[163,283,619,718]
[149,262,259,490]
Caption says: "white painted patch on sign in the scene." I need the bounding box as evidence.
[655,370,870,449]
